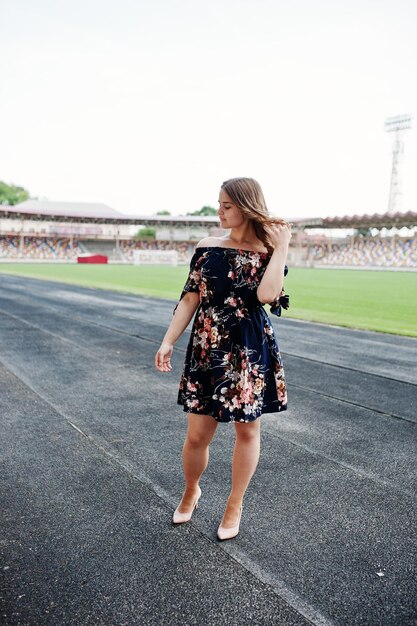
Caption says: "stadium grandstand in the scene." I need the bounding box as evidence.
[0,200,416,269]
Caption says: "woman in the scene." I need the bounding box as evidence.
[155,177,291,540]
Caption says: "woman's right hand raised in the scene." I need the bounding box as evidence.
[155,342,174,372]
[267,222,292,250]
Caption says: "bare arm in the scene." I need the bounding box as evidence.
[257,224,292,304]
[155,291,200,372]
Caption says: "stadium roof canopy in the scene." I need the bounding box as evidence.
[0,200,416,230]
[2,200,129,222]
[0,200,221,226]
[0,200,312,228]
[320,211,417,230]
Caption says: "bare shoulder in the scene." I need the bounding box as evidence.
[195,237,224,249]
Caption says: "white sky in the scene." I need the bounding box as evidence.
[1,0,416,219]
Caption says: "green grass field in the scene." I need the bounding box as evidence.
[0,262,416,337]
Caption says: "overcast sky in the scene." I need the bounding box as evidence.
[1,0,416,219]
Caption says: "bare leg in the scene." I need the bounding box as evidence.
[176,412,218,513]
[220,419,261,528]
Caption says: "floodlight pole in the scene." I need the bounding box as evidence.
[385,114,412,212]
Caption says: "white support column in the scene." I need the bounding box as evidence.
[20,219,24,256]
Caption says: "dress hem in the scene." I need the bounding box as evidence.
[177,400,287,423]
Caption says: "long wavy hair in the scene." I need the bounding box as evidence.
[221,177,288,253]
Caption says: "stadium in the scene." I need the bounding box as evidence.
[0,199,416,269]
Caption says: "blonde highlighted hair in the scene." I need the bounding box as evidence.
[221,177,288,253]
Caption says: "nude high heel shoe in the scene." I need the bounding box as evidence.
[172,486,202,524]
[217,506,243,541]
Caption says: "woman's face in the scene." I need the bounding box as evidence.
[217,190,246,229]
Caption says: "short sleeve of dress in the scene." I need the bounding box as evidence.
[270,264,289,317]
[180,250,203,296]
[173,250,204,315]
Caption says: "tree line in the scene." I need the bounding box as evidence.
[0,181,30,205]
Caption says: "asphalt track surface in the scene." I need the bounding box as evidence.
[0,273,416,626]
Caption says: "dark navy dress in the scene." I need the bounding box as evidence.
[174,247,288,422]
[177,247,288,423]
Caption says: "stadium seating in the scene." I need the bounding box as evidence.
[0,236,196,263]
[1,235,416,268]
[310,237,417,268]
[0,236,82,260]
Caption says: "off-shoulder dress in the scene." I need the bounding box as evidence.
[176,246,288,423]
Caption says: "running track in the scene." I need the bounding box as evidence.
[1,273,416,625]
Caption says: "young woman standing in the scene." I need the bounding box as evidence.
[155,177,291,540]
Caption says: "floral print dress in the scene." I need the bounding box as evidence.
[177,246,289,423]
